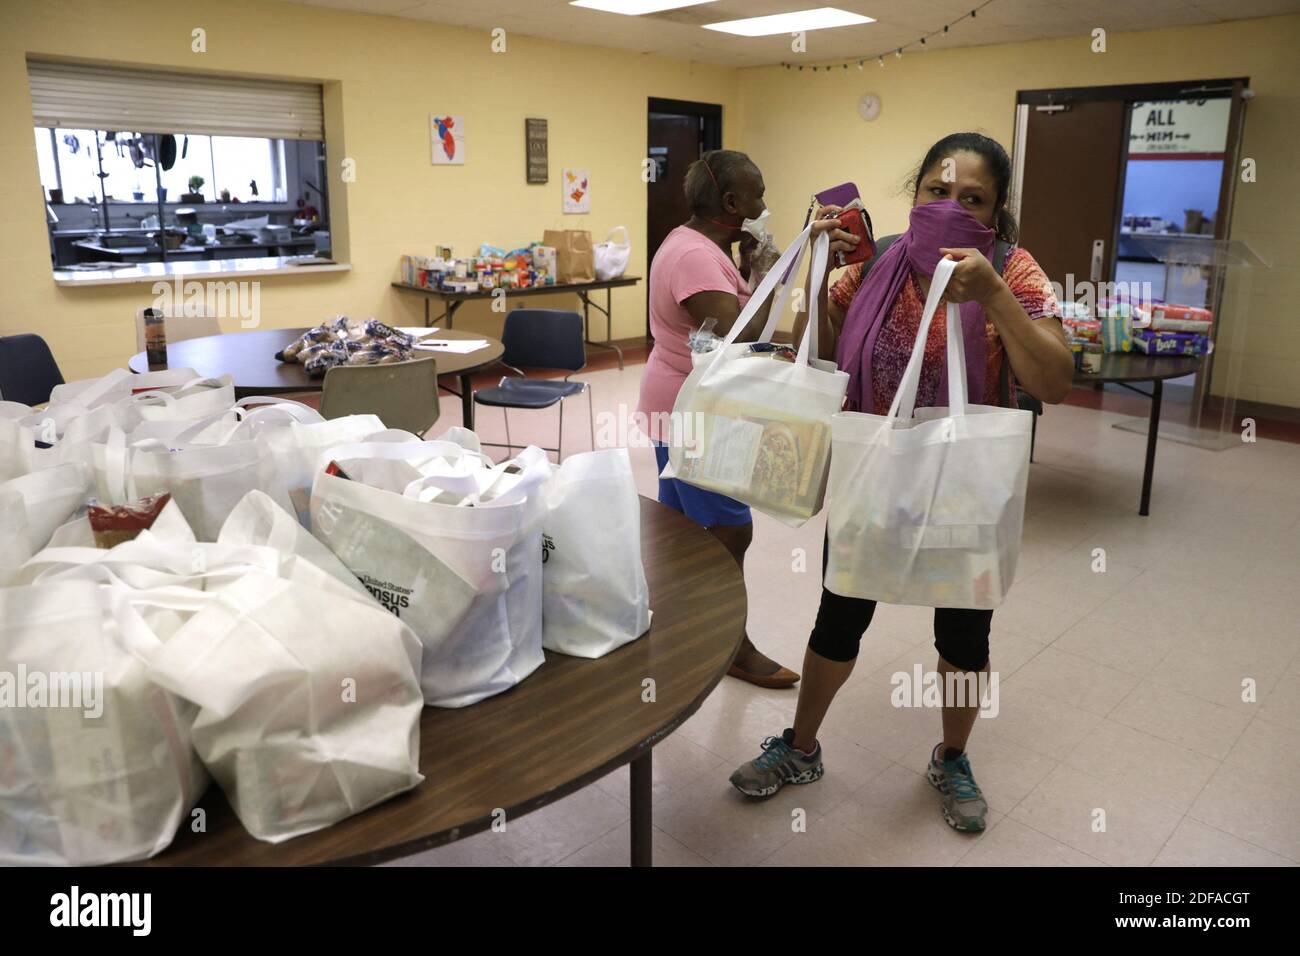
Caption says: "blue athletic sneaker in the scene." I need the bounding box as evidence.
[926,743,988,833]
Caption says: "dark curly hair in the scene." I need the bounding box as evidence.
[906,132,1018,243]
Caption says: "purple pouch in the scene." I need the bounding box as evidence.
[788,182,865,282]
[814,182,861,208]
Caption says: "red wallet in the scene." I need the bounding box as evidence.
[833,203,876,268]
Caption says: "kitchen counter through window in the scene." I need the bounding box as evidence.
[52,256,350,287]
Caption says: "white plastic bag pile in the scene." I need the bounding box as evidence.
[1,495,425,863]
[0,364,652,864]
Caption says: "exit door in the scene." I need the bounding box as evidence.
[1015,98,1127,290]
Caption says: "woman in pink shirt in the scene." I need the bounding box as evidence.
[637,149,857,688]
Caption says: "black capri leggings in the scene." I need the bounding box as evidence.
[808,535,993,671]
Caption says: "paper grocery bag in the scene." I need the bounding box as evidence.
[544,229,595,283]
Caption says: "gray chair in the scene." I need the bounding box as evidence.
[472,309,593,461]
[0,333,65,406]
[320,356,440,436]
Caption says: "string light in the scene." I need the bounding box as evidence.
[781,0,996,73]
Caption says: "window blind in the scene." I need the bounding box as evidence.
[27,60,324,140]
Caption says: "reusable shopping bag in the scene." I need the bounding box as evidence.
[823,257,1033,610]
[310,441,551,707]
[668,227,848,526]
[538,448,651,657]
[0,581,208,865]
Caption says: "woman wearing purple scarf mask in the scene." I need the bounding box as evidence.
[729,134,1073,834]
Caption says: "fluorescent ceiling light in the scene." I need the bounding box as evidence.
[703,7,875,36]
[569,0,718,15]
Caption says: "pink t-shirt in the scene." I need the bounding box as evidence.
[637,225,751,442]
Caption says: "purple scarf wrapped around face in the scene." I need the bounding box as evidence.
[835,199,997,414]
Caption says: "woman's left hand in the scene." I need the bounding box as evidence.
[937,247,1003,305]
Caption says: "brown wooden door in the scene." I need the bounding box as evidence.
[646,100,721,341]
[1018,100,1127,288]
[647,113,699,270]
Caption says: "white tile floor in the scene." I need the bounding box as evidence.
[385,359,1300,867]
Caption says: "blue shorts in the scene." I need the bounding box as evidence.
[653,442,752,528]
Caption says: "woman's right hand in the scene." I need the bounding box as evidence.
[810,205,859,269]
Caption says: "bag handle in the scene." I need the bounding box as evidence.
[234,395,325,425]
[887,257,967,421]
[704,223,815,376]
[603,225,631,247]
[795,231,831,368]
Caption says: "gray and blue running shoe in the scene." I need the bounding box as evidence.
[729,728,823,798]
[926,743,988,832]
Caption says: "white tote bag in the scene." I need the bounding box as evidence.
[0,461,92,567]
[0,581,208,866]
[310,441,549,707]
[823,257,1033,610]
[668,227,848,527]
[540,448,651,658]
[218,489,371,597]
[116,568,425,844]
[91,426,295,542]
[594,225,632,281]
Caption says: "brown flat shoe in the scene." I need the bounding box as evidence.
[727,663,801,689]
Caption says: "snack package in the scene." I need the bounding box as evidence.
[87,493,172,549]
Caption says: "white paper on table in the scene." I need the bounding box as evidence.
[397,327,439,337]
[414,339,489,354]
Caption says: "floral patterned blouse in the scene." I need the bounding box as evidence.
[830,246,1060,416]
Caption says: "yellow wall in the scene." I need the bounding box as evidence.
[737,14,1300,409]
[3,1,1298,408]
[0,0,741,380]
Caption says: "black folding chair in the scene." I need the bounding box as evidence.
[473,309,594,461]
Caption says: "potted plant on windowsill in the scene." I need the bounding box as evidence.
[181,175,205,203]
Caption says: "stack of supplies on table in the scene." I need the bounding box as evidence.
[399,242,558,294]
[1060,302,1103,373]
[1096,299,1135,353]
[275,316,417,377]
[1132,303,1214,356]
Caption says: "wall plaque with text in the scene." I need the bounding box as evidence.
[526,118,548,184]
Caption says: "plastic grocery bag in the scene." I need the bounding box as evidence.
[667,227,848,527]
[310,440,550,707]
[0,581,209,865]
[539,448,651,657]
[120,568,425,843]
[823,257,1032,610]
[594,225,632,281]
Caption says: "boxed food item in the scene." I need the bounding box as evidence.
[1131,329,1211,356]
[1063,318,1102,344]
[530,245,557,275]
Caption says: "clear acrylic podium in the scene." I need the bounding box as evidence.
[1112,236,1270,451]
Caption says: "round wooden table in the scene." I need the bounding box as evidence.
[141,497,746,867]
[128,328,505,429]
[1073,352,1203,515]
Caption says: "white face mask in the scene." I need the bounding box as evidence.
[741,208,770,239]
